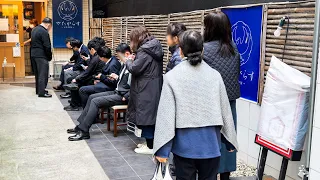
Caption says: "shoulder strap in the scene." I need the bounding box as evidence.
[139,48,163,62]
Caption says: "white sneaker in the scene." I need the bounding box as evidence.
[137,142,147,148]
[134,145,153,155]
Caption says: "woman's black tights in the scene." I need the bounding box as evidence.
[146,138,154,149]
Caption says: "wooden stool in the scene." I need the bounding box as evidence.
[107,105,128,137]
[100,108,110,124]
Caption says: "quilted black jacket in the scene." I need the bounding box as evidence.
[203,40,241,101]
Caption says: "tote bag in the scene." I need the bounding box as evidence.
[151,162,173,180]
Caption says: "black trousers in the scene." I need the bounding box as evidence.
[33,57,49,95]
[79,82,113,108]
[173,154,220,180]
[77,91,125,132]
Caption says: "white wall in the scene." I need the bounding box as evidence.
[236,99,306,180]
[308,60,320,179]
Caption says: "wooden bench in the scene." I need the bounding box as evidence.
[100,105,128,137]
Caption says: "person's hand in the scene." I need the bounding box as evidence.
[23,41,28,45]
[229,149,235,153]
[81,55,90,61]
[95,73,102,79]
[64,67,73,71]
[72,79,76,83]
[110,73,119,80]
[83,66,88,70]
[122,97,126,101]
[127,54,135,61]
[94,80,100,85]
[155,156,168,163]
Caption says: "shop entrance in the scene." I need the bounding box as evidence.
[0,0,46,79]
[23,1,46,76]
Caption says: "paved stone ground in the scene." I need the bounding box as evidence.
[2,80,259,180]
[0,84,108,180]
[53,82,258,180]
[54,90,156,180]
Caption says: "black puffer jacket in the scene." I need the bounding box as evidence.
[126,36,164,126]
[203,40,241,101]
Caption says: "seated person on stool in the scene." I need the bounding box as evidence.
[60,39,90,98]
[53,37,78,91]
[79,46,121,108]
[67,43,132,141]
[63,37,107,111]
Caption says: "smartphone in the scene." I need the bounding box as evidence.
[81,52,89,57]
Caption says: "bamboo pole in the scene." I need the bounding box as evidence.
[265,52,312,62]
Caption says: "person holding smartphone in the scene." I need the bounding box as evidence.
[67,43,132,141]
[60,39,90,98]
[78,46,121,108]
[63,37,107,111]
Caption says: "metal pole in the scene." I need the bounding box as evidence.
[257,148,268,180]
[278,158,289,180]
[306,0,320,171]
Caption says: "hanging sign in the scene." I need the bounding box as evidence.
[222,6,263,102]
[52,0,83,48]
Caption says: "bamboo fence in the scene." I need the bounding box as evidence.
[88,1,316,103]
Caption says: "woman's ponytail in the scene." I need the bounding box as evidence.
[186,51,202,66]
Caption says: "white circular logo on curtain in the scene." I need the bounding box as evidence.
[232,21,253,66]
[57,0,78,21]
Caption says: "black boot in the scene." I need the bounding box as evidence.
[68,130,90,141]
[220,172,230,180]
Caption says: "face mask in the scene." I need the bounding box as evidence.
[29,24,35,28]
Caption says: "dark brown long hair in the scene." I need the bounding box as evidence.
[204,11,235,58]
[129,26,151,52]
[29,19,39,26]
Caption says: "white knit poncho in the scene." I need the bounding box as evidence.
[153,60,239,155]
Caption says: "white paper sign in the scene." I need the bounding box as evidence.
[6,34,19,42]
[13,46,21,57]
[0,18,9,31]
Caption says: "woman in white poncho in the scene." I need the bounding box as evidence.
[153,30,238,180]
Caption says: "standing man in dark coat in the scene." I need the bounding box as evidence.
[30,17,53,98]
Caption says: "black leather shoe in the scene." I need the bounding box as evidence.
[67,126,80,134]
[53,85,64,91]
[36,90,48,95]
[38,93,52,98]
[64,105,80,111]
[63,83,79,91]
[60,93,71,98]
[68,130,90,141]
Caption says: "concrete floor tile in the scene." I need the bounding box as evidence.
[124,155,154,166]
[0,84,109,180]
[99,157,128,168]
[93,149,122,160]
[112,139,137,149]
[130,160,156,176]
[103,164,138,179]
